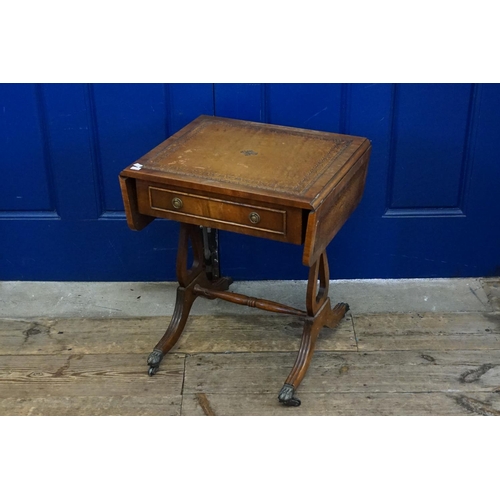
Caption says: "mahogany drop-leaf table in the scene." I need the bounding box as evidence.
[119,115,371,407]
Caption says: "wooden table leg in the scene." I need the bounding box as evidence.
[147,223,232,375]
[278,251,349,406]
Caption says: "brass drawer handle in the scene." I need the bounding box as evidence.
[172,197,183,209]
[249,212,260,224]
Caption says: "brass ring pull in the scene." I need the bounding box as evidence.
[172,197,183,209]
[249,212,260,224]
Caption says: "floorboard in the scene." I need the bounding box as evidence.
[0,353,184,399]
[183,350,500,396]
[181,392,500,416]
[0,395,181,416]
[1,312,499,416]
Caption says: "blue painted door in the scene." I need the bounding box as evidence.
[1,84,499,280]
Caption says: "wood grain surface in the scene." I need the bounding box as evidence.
[1,311,499,416]
[121,115,369,208]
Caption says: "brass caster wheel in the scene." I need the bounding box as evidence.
[147,349,163,376]
[282,397,301,407]
[278,383,301,407]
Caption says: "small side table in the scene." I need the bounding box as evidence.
[119,115,371,406]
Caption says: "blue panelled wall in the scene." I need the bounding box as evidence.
[1,84,499,281]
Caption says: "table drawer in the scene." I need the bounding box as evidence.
[135,180,303,243]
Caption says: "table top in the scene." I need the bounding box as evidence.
[123,115,370,210]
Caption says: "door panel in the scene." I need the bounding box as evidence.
[266,83,343,132]
[0,84,214,280]
[214,83,263,122]
[339,83,500,278]
[1,83,499,280]
[91,84,169,213]
[389,83,472,210]
[215,83,500,279]
[0,84,54,212]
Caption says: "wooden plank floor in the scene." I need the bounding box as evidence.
[0,311,499,415]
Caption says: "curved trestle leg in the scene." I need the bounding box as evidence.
[278,251,349,406]
[147,223,232,376]
[147,287,195,376]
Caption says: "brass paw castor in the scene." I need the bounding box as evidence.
[278,383,301,407]
[147,349,163,376]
